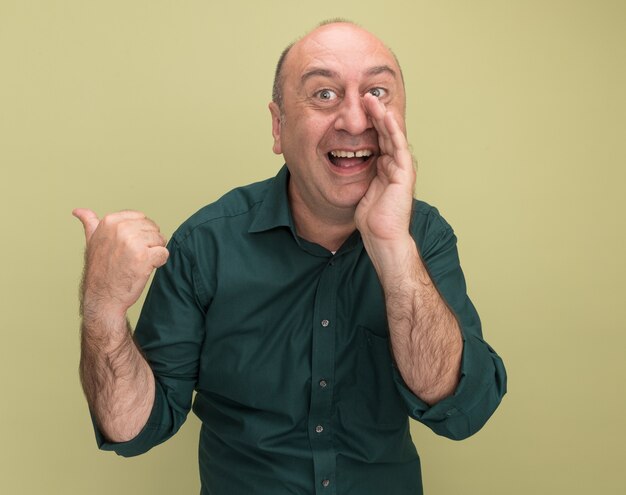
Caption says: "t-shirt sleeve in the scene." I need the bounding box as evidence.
[93,235,208,456]
[393,203,507,440]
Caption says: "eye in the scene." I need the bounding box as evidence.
[316,89,338,101]
[368,87,387,98]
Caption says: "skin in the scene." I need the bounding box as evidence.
[269,24,407,249]
[74,22,462,443]
[270,23,462,403]
[73,209,165,441]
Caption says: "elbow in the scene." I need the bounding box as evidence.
[442,375,507,441]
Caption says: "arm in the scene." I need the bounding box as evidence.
[366,239,462,405]
[356,94,462,404]
[74,208,168,442]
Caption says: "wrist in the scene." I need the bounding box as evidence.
[81,286,129,319]
[362,232,412,270]
[81,297,130,344]
[363,234,429,290]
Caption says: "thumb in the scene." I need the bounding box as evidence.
[72,208,100,241]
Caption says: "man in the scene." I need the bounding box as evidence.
[74,21,506,494]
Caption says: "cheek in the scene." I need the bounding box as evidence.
[287,121,324,148]
[310,117,339,146]
[282,110,337,157]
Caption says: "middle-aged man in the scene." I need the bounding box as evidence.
[74,20,506,495]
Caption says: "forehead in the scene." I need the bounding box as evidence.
[285,24,400,83]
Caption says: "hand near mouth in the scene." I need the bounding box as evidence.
[355,93,416,249]
[355,95,462,406]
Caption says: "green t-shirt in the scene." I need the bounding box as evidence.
[95,166,506,495]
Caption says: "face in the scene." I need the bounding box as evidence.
[269,23,406,222]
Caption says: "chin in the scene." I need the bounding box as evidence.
[331,184,369,210]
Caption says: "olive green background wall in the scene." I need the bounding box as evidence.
[1,1,624,493]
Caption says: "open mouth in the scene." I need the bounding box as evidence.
[327,149,374,169]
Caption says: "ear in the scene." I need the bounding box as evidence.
[269,102,282,155]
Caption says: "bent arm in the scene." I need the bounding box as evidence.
[364,207,507,440]
[356,96,505,436]
[355,95,462,404]
[376,206,506,439]
[368,238,462,405]
[79,308,155,443]
[73,208,168,443]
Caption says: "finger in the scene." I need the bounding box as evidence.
[148,246,169,268]
[363,94,394,153]
[364,94,410,161]
[116,220,165,249]
[363,92,386,121]
[383,111,411,164]
[119,210,148,219]
[141,216,163,233]
[363,93,388,136]
[119,217,162,235]
[103,210,147,223]
[72,208,100,241]
[378,112,415,181]
[140,230,167,248]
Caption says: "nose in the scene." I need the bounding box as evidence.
[334,93,373,135]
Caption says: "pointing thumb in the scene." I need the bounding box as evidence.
[72,208,100,241]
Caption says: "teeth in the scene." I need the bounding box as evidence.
[330,150,373,158]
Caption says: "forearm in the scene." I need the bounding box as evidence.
[79,307,155,443]
[365,236,462,405]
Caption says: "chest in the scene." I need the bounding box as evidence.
[196,237,390,407]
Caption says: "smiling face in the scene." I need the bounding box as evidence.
[269,23,406,225]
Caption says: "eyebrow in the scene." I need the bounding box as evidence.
[301,68,339,84]
[300,65,398,84]
[365,65,397,79]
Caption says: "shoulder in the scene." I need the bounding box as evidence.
[411,199,453,236]
[172,176,273,244]
[409,199,458,259]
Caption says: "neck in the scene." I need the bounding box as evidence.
[289,188,356,252]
